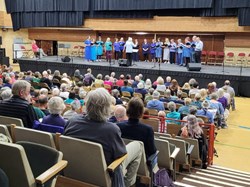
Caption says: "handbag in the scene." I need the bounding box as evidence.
[154,168,175,187]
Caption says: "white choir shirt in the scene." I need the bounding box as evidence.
[195,41,203,51]
[124,41,136,53]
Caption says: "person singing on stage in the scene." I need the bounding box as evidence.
[132,39,139,63]
[114,38,120,62]
[150,39,156,63]
[182,37,191,67]
[90,38,97,62]
[142,39,150,62]
[155,38,163,63]
[32,40,47,58]
[104,37,113,64]
[194,37,203,64]
[84,36,91,62]
[123,37,137,66]
[169,39,177,64]
[176,39,183,66]
[96,36,104,62]
[163,38,170,64]
[119,37,125,59]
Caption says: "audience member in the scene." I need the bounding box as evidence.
[182,82,191,95]
[63,99,81,120]
[191,93,202,109]
[111,89,123,105]
[38,94,50,116]
[64,88,142,187]
[166,101,181,124]
[169,79,180,96]
[42,96,66,127]
[0,88,12,100]
[114,105,128,123]
[165,76,171,87]
[59,83,69,99]
[116,74,125,87]
[0,80,38,128]
[146,91,165,111]
[156,76,166,92]
[134,82,148,99]
[223,80,235,110]
[40,71,52,88]
[178,98,192,114]
[197,100,214,124]
[121,80,134,96]
[189,81,199,96]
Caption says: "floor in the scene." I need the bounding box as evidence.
[213,97,250,172]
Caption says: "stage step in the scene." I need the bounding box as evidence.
[174,165,250,187]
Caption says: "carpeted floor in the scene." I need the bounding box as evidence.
[213,97,250,172]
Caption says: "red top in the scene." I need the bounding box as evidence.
[32,43,39,52]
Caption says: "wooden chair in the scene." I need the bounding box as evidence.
[166,123,182,137]
[121,97,130,104]
[154,138,180,180]
[0,115,24,127]
[133,92,143,99]
[121,91,131,98]
[147,108,159,116]
[58,135,127,187]
[225,52,235,66]
[175,136,202,167]
[196,115,209,123]
[0,141,67,187]
[104,84,111,90]
[140,118,160,132]
[207,51,217,65]
[159,137,194,172]
[21,46,31,58]
[11,125,56,148]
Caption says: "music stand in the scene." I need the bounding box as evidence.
[57,44,65,61]
[64,44,73,63]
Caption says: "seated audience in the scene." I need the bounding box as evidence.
[144,88,154,103]
[117,97,157,158]
[132,75,140,88]
[94,74,104,85]
[223,80,235,110]
[64,91,76,104]
[3,77,12,88]
[0,80,38,128]
[40,71,52,89]
[39,88,48,96]
[38,94,50,116]
[200,88,208,101]
[52,88,60,97]
[191,93,202,109]
[181,82,191,95]
[121,80,134,96]
[146,91,165,111]
[64,88,143,187]
[63,100,81,120]
[160,89,175,103]
[197,100,214,124]
[83,68,95,86]
[217,88,228,110]
[53,70,61,81]
[0,88,12,100]
[144,79,152,90]
[156,76,166,92]
[114,105,128,123]
[111,89,123,105]
[178,115,207,169]
[164,76,171,87]
[103,75,113,92]
[59,83,69,99]
[189,81,199,96]
[166,101,181,124]
[134,82,148,99]
[178,98,192,114]
[116,74,125,87]
[42,96,66,127]
[169,79,180,96]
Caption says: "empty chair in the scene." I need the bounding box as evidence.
[201,51,207,64]
[159,137,194,172]
[207,51,217,65]
[59,135,127,187]
[154,138,180,181]
[236,53,246,66]
[140,118,160,132]
[166,123,182,136]
[225,52,235,66]
[0,141,67,187]
[0,125,12,143]
[216,51,225,65]
[12,125,56,148]
[0,115,24,127]
[175,136,202,167]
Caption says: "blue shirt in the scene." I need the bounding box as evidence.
[169,42,177,52]
[121,86,134,95]
[124,41,136,53]
[114,42,120,52]
[42,114,66,127]
[105,41,112,51]
[142,43,150,54]
[119,41,125,51]
[178,106,190,114]
[150,43,156,54]
[166,112,181,125]
[197,109,214,123]
[146,100,165,111]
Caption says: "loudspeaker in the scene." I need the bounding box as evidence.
[118,59,128,66]
[187,63,201,71]
[0,57,9,66]
[0,36,2,45]
[61,56,71,62]
[0,48,6,58]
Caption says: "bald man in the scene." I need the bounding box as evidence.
[114,105,128,123]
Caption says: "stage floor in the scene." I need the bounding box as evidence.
[17,56,250,96]
[18,56,250,77]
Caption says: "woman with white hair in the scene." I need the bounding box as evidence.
[144,79,152,90]
[217,88,228,110]
[134,82,148,99]
[178,115,208,169]
[124,37,138,66]
[63,99,81,120]
[156,76,166,92]
[42,96,66,127]
[166,101,181,124]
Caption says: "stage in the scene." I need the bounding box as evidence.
[17,56,250,97]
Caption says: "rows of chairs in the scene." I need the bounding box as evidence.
[202,51,250,67]
[0,114,214,187]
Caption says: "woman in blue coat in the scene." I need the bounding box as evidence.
[155,38,163,63]
[182,37,191,67]
[84,36,91,61]
[150,39,156,63]
[96,36,104,61]
[90,38,97,62]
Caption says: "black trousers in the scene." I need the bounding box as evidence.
[195,51,202,63]
[143,53,149,61]
[126,53,133,66]
[114,51,120,60]
[170,52,175,64]
[119,51,124,59]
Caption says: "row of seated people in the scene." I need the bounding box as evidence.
[0,87,210,187]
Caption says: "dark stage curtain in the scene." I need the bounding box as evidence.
[238,8,250,26]
[5,0,89,13]
[93,0,213,11]
[222,0,250,8]
[11,12,84,31]
[200,0,237,17]
[86,11,153,19]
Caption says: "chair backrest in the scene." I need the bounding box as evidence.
[13,126,56,148]
[227,52,234,57]
[0,142,36,187]
[217,52,225,57]
[134,92,143,99]
[196,115,209,123]
[140,118,159,132]
[122,138,149,177]
[166,123,182,136]
[122,91,131,97]
[154,138,173,170]
[208,51,217,56]
[0,115,24,127]
[0,124,12,142]
[59,136,111,187]
[159,137,188,165]
[33,120,64,134]
[175,136,200,160]
[238,53,246,57]
[154,132,171,139]
[147,108,158,116]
